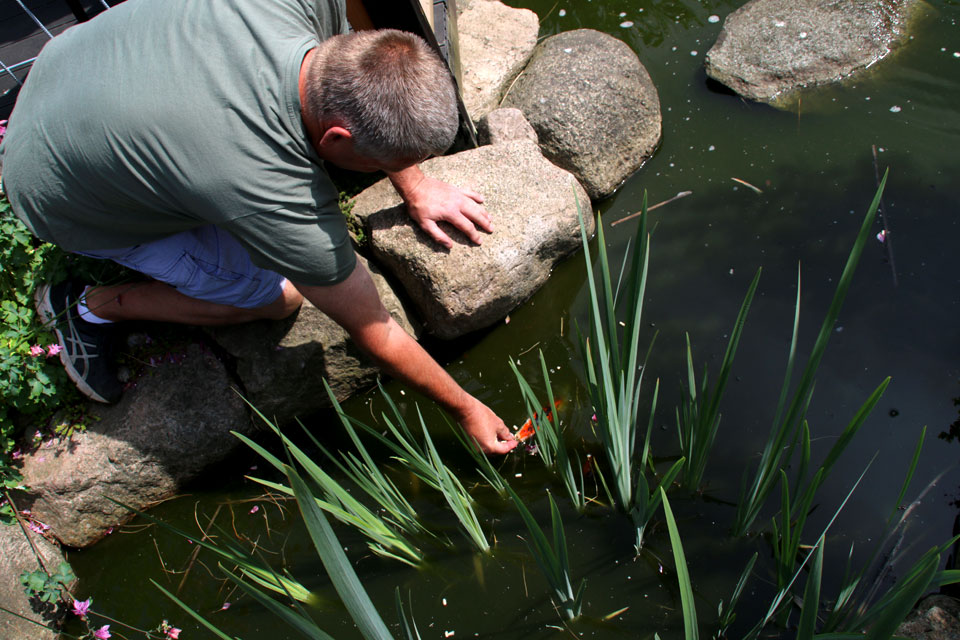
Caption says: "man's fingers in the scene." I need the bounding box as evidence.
[460,187,485,204]
[460,198,493,232]
[421,220,454,248]
[445,212,486,245]
[484,437,518,455]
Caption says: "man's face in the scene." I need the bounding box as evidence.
[323,140,421,174]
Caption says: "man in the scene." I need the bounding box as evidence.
[0,0,517,454]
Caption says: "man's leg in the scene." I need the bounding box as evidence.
[83,278,302,326]
[38,226,302,402]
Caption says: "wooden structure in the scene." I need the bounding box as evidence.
[349,0,477,149]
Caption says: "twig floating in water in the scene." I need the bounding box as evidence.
[610,190,693,226]
[731,177,763,194]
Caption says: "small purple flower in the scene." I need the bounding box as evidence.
[71,597,92,618]
[876,229,887,244]
[29,345,45,357]
[46,344,63,357]
[92,624,111,639]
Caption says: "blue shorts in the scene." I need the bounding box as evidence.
[78,226,286,309]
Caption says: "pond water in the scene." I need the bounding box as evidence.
[66,1,960,638]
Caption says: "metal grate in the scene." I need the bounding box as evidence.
[0,0,115,117]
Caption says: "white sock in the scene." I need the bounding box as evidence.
[78,286,114,324]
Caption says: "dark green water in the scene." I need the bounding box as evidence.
[67,1,960,638]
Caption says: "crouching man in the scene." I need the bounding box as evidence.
[0,0,517,454]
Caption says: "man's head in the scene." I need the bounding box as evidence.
[304,29,459,168]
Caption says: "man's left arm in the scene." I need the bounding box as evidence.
[387,165,493,248]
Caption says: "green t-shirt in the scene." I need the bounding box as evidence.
[1,0,357,285]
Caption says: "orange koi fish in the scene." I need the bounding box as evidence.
[515,400,564,443]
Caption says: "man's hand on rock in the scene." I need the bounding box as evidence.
[388,166,492,248]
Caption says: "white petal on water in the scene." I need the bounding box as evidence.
[889,105,902,113]
[620,21,634,28]
[559,9,566,16]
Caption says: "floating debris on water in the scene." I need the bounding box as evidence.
[731,177,763,194]
[890,105,902,113]
[559,9,566,16]
[620,21,634,28]
[708,14,720,23]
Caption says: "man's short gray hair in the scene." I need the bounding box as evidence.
[305,29,459,162]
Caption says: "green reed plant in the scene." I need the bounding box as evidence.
[452,420,508,496]
[576,191,651,511]
[732,171,890,536]
[675,269,760,491]
[420,416,491,553]
[818,427,960,635]
[660,490,698,640]
[154,460,425,640]
[716,552,757,638]
[313,380,430,538]
[509,349,586,511]
[345,381,442,492]
[235,400,423,566]
[110,496,316,603]
[576,192,683,548]
[506,486,586,621]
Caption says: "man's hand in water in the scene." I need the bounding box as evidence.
[456,397,518,455]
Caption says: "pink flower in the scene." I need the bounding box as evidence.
[71,597,92,618]
[92,625,111,639]
[166,628,181,639]
[46,344,63,357]
[29,345,45,357]
[249,505,259,514]
[876,229,887,243]
[220,602,231,610]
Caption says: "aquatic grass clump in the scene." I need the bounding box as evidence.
[575,192,685,548]
[154,459,425,640]
[732,171,891,536]
[505,485,586,621]
[675,268,760,491]
[323,381,492,553]
[235,400,424,566]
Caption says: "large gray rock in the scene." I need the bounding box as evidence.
[16,343,250,548]
[458,0,539,120]
[350,140,593,339]
[0,524,67,639]
[208,255,418,423]
[705,0,920,105]
[503,29,662,200]
[477,107,539,146]
[896,595,960,640]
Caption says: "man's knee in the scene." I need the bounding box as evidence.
[255,280,303,320]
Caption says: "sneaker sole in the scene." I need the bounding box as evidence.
[34,283,113,404]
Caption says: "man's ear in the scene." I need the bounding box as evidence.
[317,125,353,151]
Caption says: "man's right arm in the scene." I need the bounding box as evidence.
[292,261,517,455]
